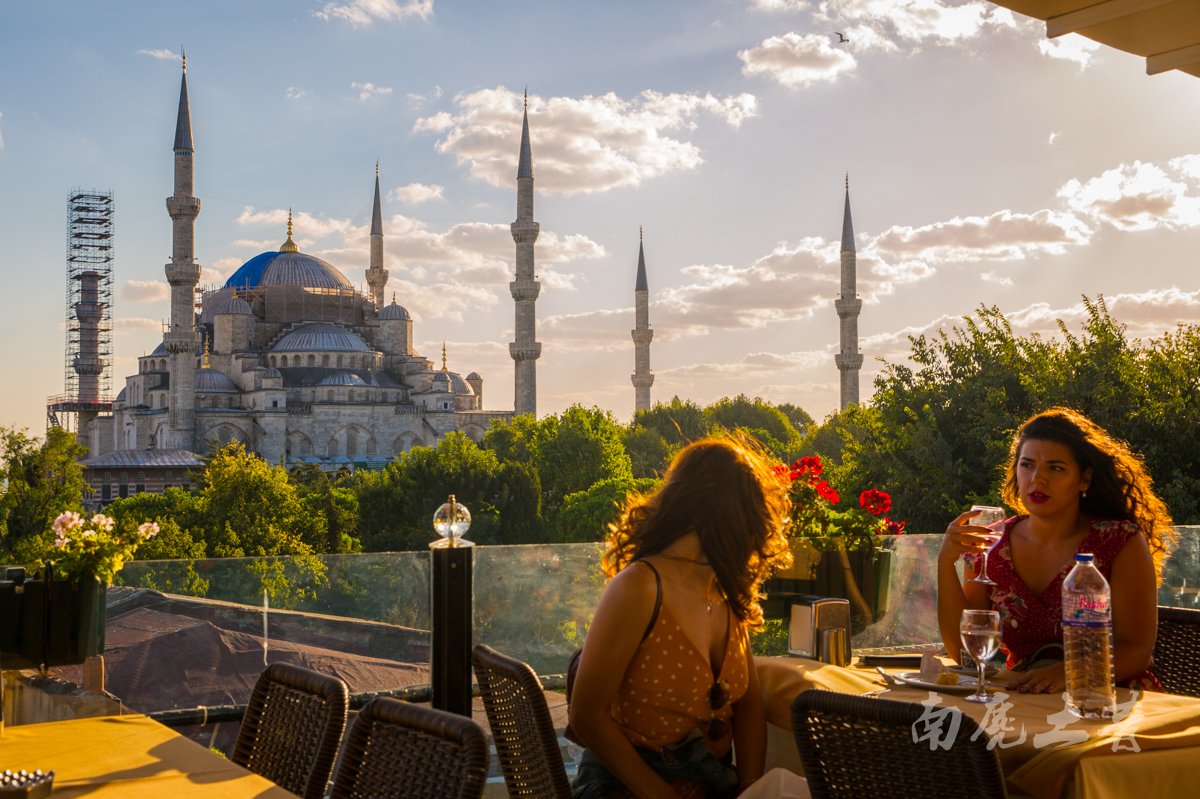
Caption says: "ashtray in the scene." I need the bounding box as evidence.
[0,769,54,798]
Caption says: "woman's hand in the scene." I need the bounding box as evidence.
[939,510,994,566]
[1006,661,1066,694]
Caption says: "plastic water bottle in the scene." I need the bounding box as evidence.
[1062,554,1116,719]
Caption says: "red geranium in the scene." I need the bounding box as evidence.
[813,480,840,505]
[859,489,892,516]
[793,456,823,479]
[883,517,906,536]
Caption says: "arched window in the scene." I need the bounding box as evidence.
[337,355,343,368]
[328,437,339,457]
[346,428,358,458]
[366,438,378,457]
[328,390,335,402]
[101,472,111,501]
[270,356,277,368]
[322,354,330,367]
[136,472,145,493]
[348,356,356,368]
[347,390,354,402]
[118,471,129,499]
[160,359,167,371]
[307,354,315,367]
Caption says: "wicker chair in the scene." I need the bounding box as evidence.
[330,697,488,799]
[231,662,349,799]
[1154,605,1200,697]
[472,644,573,799]
[791,689,1009,799]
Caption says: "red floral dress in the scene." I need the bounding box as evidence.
[965,516,1160,689]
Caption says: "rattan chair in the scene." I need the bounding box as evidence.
[1154,605,1200,697]
[791,689,1009,799]
[330,697,488,799]
[472,644,573,799]
[231,662,349,799]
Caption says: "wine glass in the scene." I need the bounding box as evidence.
[960,610,1002,704]
[966,505,1006,586]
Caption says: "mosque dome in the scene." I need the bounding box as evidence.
[223,251,352,291]
[466,372,481,380]
[216,296,254,315]
[379,302,411,321]
[273,324,370,352]
[263,368,282,378]
[115,387,127,403]
[195,368,238,393]
[446,372,474,395]
[319,371,368,387]
[151,342,168,357]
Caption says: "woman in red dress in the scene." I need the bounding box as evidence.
[938,408,1173,693]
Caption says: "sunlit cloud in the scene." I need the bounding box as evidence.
[137,48,182,61]
[313,0,433,25]
[389,183,445,203]
[738,32,858,87]
[351,82,393,101]
[1039,33,1101,67]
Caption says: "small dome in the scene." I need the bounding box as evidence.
[319,371,368,386]
[446,372,474,395]
[273,323,370,353]
[466,372,481,380]
[216,297,254,315]
[115,387,128,403]
[151,342,168,357]
[195,368,238,393]
[379,302,411,321]
[263,368,282,378]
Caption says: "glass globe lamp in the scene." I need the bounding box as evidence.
[431,494,472,548]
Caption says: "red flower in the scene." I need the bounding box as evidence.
[859,489,892,516]
[883,517,906,536]
[814,480,840,504]
[792,456,823,479]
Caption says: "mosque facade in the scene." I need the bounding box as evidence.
[80,62,511,487]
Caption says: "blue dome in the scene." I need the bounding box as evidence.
[273,323,370,352]
[195,368,238,393]
[319,371,368,386]
[151,342,168,357]
[224,250,352,291]
[379,302,411,321]
[216,296,253,315]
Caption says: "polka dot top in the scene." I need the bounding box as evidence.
[608,602,749,756]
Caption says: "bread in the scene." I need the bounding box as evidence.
[935,673,960,686]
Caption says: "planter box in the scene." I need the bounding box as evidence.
[763,538,892,632]
[0,569,106,670]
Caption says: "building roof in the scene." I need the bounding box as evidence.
[517,105,533,179]
[216,296,254,315]
[319,371,369,386]
[277,367,404,389]
[115,387,127,403]
[636,238,648,292]
[223,250,353,291]
[841,186,855,253]
[273,323,370,352]
[195,368,239,393]
[466,372,481,380]
[262,368,282,378]
[173,70,193,152]
[151,342,168,357]
[80,449,204,469]
[991,1,1200,79]
[371,173,383,237]
[379,301,411,321]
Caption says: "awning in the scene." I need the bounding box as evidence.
[991,0,1200,78]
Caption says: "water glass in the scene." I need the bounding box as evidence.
[960,609,1002,704]
[967,505,1006,586]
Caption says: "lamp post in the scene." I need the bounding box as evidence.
[430,494,473,716]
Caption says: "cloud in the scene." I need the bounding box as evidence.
[287,87,310,100]
[117,280,171,303]
[389,182,445,203]
[351,82,393,101]
[414,86,758,195]
[1059,160,1200,232]
[980,271,1013,287]
[313,0,433,25]
[233,238,277,248]
[137,48,182,61]
[748,0,808,10]
[1039,33,1101,67]
[114,317,161,332]
[206,257,243,285]
[1049,131,1059,145]
[818,0,1014,45]
[739,32,858,87]
[868,209,1092,262]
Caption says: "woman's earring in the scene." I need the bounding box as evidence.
[1081,487,1088,498]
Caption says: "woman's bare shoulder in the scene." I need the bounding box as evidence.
[605,560,660,604]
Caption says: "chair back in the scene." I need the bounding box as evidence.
[472,644,572,799]
[1154,605,1200,697]
[791,689,1008,799]
[330,697,488,799]
[231,662,349,799]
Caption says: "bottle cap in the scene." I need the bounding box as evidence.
[1075,553,1094,562]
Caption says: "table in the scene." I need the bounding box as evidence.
[757,657,1200,799]
[1,714,298,798]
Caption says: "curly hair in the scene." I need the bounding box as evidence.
[1002,407,1175,576]
[603,433,792,630]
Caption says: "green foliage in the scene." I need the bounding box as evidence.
[292,465,360,554]
[704,394,804,456]
[556,477,661,543]
[622,424,676,479]
[796,408,866,467]
[838,299,1200,533]
[631,397,708,448]
[104,489,209,560]
[776,403,816,436]
[0,426,91,564]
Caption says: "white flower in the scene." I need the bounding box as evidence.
[53,536,68,549]
[138,522,160,539]
[52,511,82,535]
[82,530,96,538]
[91,514,115,532]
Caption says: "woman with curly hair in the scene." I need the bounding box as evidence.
[569,435,792,799]
[938,407,1172,694]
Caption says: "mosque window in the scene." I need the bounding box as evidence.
[270,356,277,368]
[308,354,315,367]
[366,438,378,457]
[337,356,343,368]
[328,437,339,458]
[328,390,335,402]
[164,471,173,487]
[349,356,356,368]
[323,355,330,367]
[101,472,111,501]
[160,359,166,371]
[136,472,145,494]
[118,472,129,499]
[272,400,278,408]
[348,390,355,402]
[347,428,358,458]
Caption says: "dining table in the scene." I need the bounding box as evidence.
[1,713,298,798]
[756,656,1200,799]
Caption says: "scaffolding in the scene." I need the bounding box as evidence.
[48,189,115,432]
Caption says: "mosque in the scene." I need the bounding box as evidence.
[79,60,520,497]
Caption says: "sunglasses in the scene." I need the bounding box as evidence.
[706,679,732,741]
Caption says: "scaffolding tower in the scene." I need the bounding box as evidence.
[48,189,115,434]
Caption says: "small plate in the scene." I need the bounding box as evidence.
[892,671,992,694]
[948,663,1000,677]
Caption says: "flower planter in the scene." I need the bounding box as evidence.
[763,538,892,633]
[0,567,106,670]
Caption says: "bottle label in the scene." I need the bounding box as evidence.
[1063,596,1110,629]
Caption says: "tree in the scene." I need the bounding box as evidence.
[777,403,816,436]
[705,394,803,456]
[632,397,708,448]
[0,426,90,564]
[291,465,360,554]
[556,477,661,543]
[104,489,209,559]
[536,406,633,519]
[623,424,676,479]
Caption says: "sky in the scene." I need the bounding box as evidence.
[4,0,1200,433]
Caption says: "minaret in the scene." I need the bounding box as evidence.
[365,161,388,311]
[631,228,654,411]
[509,91,541,416]
[164,51,202,451]
[834,176,863,409]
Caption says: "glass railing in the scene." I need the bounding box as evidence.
[4,528,1199,739]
